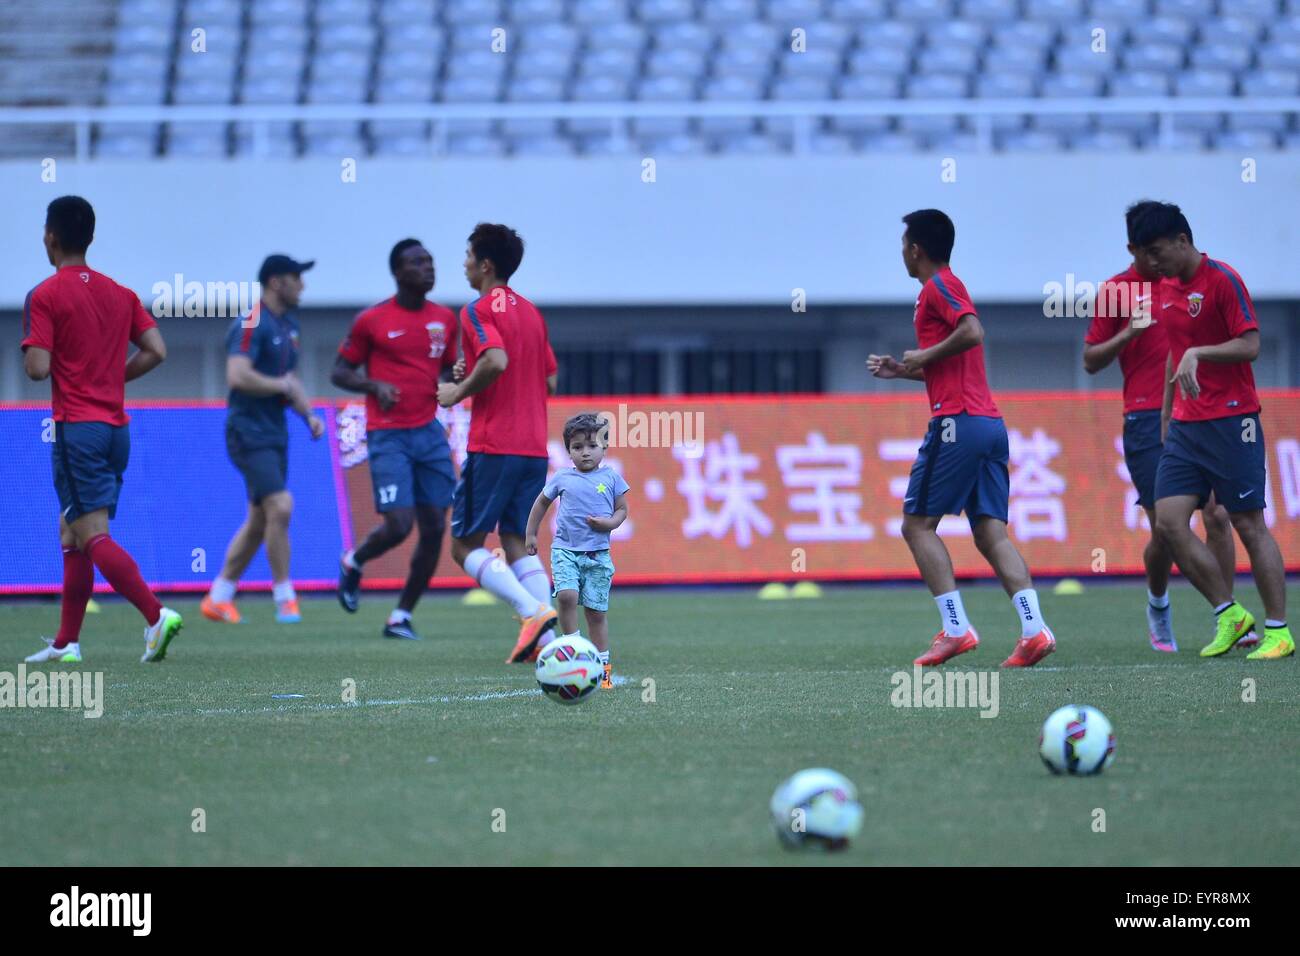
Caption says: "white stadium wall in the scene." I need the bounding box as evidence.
[3,153,1300,308]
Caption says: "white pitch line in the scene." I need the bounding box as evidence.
[137,675,637,719]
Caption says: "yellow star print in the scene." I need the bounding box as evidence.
[596,482,607,493]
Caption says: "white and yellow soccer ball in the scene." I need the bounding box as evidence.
[769,768,864,850]
[535,635,602,706]
[1039,705,1116,775]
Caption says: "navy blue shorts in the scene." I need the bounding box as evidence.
[367,421,455,513]
[903,413,1010,524]
[1156,414,1267,513]
[52,421,130,522]
[1122,409,1164,511]
[225,425,287,505]
[451,452,548,539]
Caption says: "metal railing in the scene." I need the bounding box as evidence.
[0,97,1297,158]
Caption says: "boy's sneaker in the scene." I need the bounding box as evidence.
[1146,602,1177,652]
[25,638,81,663]
[276,599,301,623]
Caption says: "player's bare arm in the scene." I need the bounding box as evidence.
[1083,313,1148,374]
[902,313,983,373]
[23,345,51,381]
[283,372,324,439]
[866,354,923,382]
[125,327,167,382]
[524,492,555,555]
[438,346,506,407]
[586,492,628,533]
[226,353,292,397]
[1172,331,1259,400]
[331,354,400,410]
[546,372,558,396]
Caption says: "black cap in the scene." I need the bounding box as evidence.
[258,254,315,285]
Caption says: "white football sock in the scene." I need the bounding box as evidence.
[510,555,553,607]
[1147,590,1170,609]
[598,650,610,665]
[560,631,581,639]
[934,590,970,638]
[209,576,237,604]
[1012,588,1044,638]
[389,608,411,624]
[464,548,541,618]
[272,580,296,603]
[343,549,362,570]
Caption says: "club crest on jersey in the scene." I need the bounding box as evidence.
[79,273,89,283]
[1187,293,1204,317]
[425,321,446,358]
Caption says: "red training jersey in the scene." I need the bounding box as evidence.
[913,267,1000,418]
[460,285,557,457]
[21,265,157,425]
[1161,254,1260,422]
[1085,265,1167,413]
[338,297,458,430]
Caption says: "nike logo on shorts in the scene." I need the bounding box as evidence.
[388,330,406,338]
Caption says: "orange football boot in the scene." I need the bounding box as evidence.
[507,606,558,663]
[200,595,241,624]
[1002,628,1056,668]
[914,628,980,667]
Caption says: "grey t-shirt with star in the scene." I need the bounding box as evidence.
[543,465,629,552]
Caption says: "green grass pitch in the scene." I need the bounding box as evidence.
[1,582,1296,866]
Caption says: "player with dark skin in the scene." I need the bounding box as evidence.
[332,243,457,619]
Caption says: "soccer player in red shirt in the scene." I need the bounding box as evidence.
[21,196,183,664]
[332,239,459,640]
[437,223,560,663]
[1084,201,1242,653]
[1132,202,1292,660]
[868,209,1055,668]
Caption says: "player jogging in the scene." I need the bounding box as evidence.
[438,223,559,663]
[1131,202,1293,660]
[867,209,1056,668]
[22,195,183,664]
[201,254,324,625]
[1083,200,1245,653]
[333,239,459,640]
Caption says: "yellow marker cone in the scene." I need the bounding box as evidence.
[462,588,498,606]
[85,598,101,614]
[1053,578,1084,596]
[757,582,791,600]
[790,581,823,599]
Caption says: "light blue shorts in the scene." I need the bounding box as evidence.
[551,546,615,611]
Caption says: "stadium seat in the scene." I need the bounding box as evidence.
[959,0,1019,22]
[891,0,956,22]
[826,0,888,21]
[512,0,568,23]
[1192,43,1256,72]
[633,75,696,138]
[1025,0,1085,20]
[831,73,898,133]
[1155,0,1213,17]
[443,0,503,24]
[901,74,968,135]
[698,75,764,135]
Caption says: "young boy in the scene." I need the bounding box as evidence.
[525,413,629,688]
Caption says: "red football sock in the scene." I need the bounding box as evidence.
[54,546,94,649]
[83,534,161,626]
